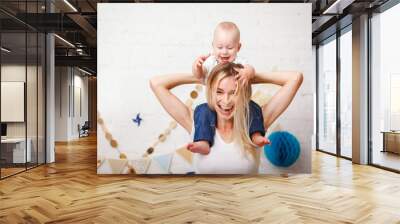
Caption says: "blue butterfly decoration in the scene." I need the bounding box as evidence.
[132,113,142,127]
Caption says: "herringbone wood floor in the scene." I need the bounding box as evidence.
[1,135,400,224]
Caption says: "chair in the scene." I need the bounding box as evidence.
[79,121,90,138]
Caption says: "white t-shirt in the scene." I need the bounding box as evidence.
[202,55,248,83]
[191,127,258,174]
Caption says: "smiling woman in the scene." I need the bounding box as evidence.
[98,3,311,175]
[205,63,255,158]
[150,62,303,174]
[194,63,258,174]
[213,78,237,119]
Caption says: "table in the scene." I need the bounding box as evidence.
[1,138,31,163]
[381,131,400,154]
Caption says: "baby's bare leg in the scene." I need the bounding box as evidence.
[187,141,211,155]
[251,132,270,147]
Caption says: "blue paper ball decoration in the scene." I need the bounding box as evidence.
[264,131,301,167]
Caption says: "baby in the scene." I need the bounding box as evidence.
[188,21,269,155]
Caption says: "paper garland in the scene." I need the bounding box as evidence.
[97,159,128,174]
[97,112,123,156]
[176,146,193,164]
[98,110,187,174]
[142,85,201,158]
[148,153,173,174]
[154,154,173,171]
[98,151,190,174]
[129,158,151,174]
[97,84,275,174]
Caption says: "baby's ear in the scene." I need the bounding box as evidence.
[237,42,242,51]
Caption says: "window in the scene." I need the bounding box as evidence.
[340,28,352,158]
[0,1,47,179]
[371,2,400,171]
[318,36,337,155]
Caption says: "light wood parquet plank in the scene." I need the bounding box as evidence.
[0,135,400,223]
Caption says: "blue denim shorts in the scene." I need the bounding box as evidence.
[193,100,265,146]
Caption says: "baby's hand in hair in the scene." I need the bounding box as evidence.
[192,54,210,80]
[234,65,255,87]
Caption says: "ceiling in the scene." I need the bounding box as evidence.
[0,0,391,75]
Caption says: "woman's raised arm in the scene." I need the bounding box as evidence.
[150,73,201,133]
[252,71,303,129]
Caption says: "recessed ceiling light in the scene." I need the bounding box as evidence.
[1,47,11,53]
[54,34,75,48]
[78,67,93,76]
[323,0,354,15]
[63,0,78,12]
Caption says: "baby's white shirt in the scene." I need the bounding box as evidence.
[202,55,248,83]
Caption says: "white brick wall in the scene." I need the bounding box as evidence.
[98,3,313,174]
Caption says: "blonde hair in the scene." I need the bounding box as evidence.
[214,21,241,43]
[206,63,258,160]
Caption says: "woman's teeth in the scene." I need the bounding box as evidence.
[218,105,233,113]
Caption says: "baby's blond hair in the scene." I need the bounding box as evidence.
[213,21,241,43]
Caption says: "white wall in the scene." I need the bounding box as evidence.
[1,65,41,138]
[72,72,89,137]
[55,67,89,141]
[55,66,68,141]
[1,64,46,163]
[98,3,313,174]
[312,45,317,151]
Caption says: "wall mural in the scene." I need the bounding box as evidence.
[97,3,313,175]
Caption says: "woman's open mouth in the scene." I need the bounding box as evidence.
[217,104,234,115]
